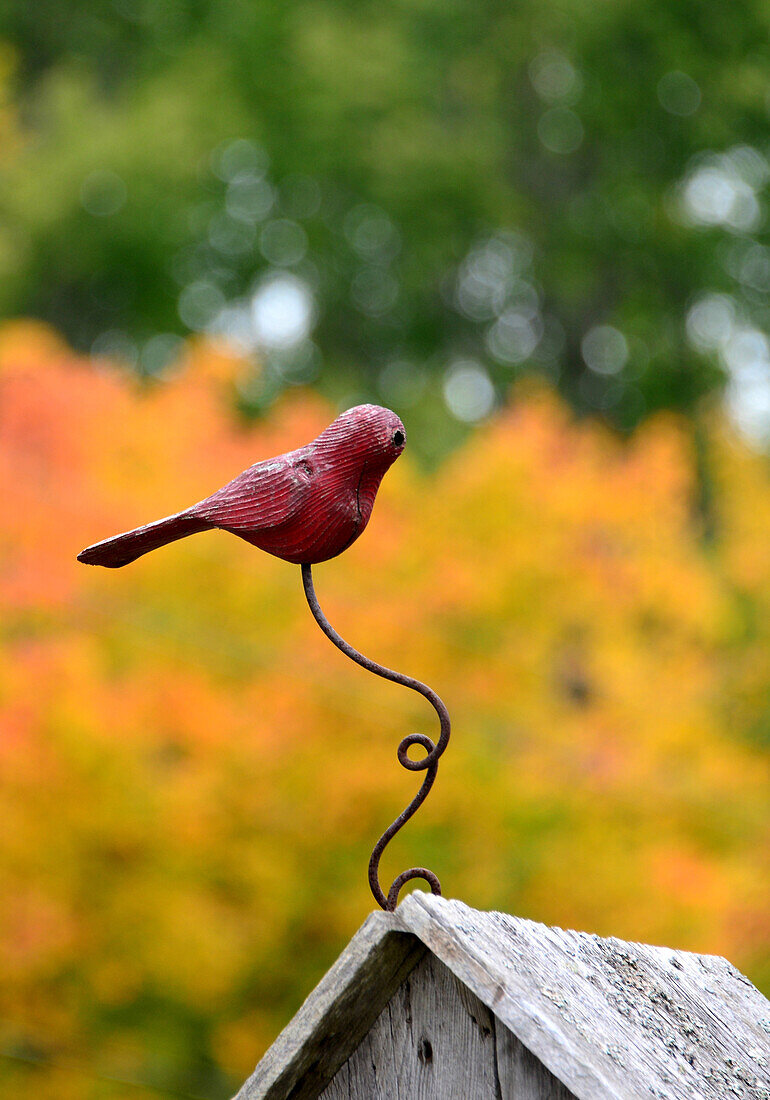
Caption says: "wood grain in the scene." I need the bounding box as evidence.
[320,950,577,1099]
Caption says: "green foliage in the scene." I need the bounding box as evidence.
[3,0,770,446]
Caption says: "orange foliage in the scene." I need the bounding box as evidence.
[0,322,768,1096]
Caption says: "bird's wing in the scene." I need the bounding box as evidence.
[192,452,309,533]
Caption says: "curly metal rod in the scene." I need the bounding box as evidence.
[301,563,450,911]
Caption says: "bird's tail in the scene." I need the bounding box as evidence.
[77,510,210,568]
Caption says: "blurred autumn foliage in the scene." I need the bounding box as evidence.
[1,322,769,1098]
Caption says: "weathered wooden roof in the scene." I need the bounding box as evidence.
[235,892,770,1100]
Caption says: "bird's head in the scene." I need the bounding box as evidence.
[317,404,406,471]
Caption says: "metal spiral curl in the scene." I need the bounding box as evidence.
[301,563,450,911]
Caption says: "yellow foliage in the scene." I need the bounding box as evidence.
[0,321,768,1096]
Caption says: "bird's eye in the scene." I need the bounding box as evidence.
[392,429,405,448]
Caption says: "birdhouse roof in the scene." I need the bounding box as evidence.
[236,893,770,1100]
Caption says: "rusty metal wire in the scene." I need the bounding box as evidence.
[301,563,450,911]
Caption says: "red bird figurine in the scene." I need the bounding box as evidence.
[78,404,406,568]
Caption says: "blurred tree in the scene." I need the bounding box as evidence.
[3,0,770,450]
[0,322,768,1097]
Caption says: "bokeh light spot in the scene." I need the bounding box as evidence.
[178,281,226,332]
[487,309,541,365]
[443,360,496,421]
[140,333,184,376]
[90,329,138,366]
[529,50,582,103]
[679,149,766,233]
[344,204,401,264]
[537,108,584,155]
[250,274,314,350]
[213,139,269,182]
[686,294,736,352]
[581,325,628,375]
[226,175,274,224]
